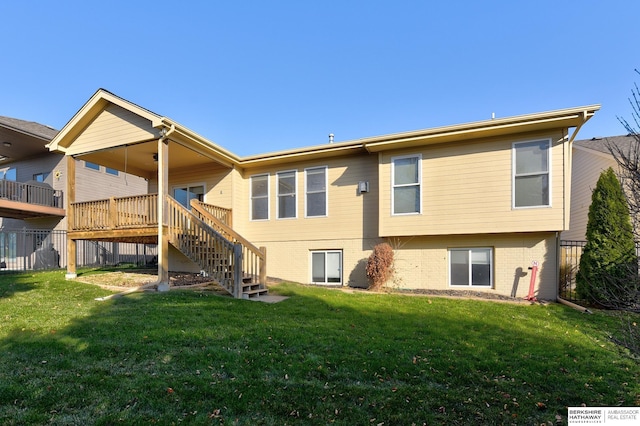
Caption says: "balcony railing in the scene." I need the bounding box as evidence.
[0,180,64,208]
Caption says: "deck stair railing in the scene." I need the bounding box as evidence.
[168,197,267,299]
[191,200,267,297]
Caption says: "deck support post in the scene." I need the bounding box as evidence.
[259,246,267,285]
[157,138,170,291]
[233,243,243,299]
[65,155,77,279]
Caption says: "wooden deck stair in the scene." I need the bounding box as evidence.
[168,197,268,299]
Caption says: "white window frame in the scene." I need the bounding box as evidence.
[172,183,206,210]
[305,166,328,218]
[512,139,551,209]
[250,173,270,221]
[277,170,297,219]
[391,154,422,215]
[448,247,493,288]
[310,250,342,285]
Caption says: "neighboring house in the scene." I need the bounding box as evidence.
[0,115,148,270]
[47,89,599,300]
[563,135,634,241]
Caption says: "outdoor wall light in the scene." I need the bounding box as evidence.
[358,181,369,193]
[2,142,11,147]
[153,153,158,162]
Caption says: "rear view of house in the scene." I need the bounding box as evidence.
[47,89,599,300]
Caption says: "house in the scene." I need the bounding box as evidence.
[563,135,635,241]
[46,89,599,299]
[0,115,148,270]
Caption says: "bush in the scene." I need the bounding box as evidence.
[366,242,394,290]
[577,167,639,309]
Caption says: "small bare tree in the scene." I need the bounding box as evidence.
[600,69,640,357]
[606,69,640,239]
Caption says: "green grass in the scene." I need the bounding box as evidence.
[0,270,638,425]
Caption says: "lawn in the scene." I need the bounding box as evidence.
[0,270,638,425]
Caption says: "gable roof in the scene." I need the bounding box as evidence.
[48,88,601,171]
[574,134,636,156]
[0,116,58,140]
[0,116,59,163]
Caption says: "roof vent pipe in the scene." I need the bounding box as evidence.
[329,133,334,144]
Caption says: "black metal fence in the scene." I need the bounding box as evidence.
[559,240,640,304]
[0,228,157,272]
[559,240,586,303]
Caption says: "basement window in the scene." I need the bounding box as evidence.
[449,248,493,287]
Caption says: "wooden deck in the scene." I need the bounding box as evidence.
[68,194,266,298]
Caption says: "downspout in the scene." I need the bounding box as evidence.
[557,110,592,313]
[160,123,176,144]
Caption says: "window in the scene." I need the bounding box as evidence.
[250,174,269,220]
[449,248,492,287]
[85,161,100,171]
[173,185,204,209]
[33,173,46,182]
[513,139,550,208]
[311,250,342,284]
[1,168,16,180]
[305,166,327,217]
[392,154,421,214]
[105,167,119,176]
[277,170,297,219]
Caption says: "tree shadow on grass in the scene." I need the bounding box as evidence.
[0,281,638,425]
[0,272,38,298]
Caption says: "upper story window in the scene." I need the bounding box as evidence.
[513,139,550,208]
[105,167,119,176]
[84,161,100,171]
[33,173,48,182]
[1,168,16,181]
[305,166,327,217]
[277,170,297,219]
[392,154,421,215]
[250,174,269,220]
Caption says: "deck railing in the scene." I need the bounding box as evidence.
[0,180,63,208]
[71,194,158,231]
[191,199,266,287]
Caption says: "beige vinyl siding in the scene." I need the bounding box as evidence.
[74,159,148,202]
[379,131,567,237]
[165,164,233,208]
[562,147,616,241]
[237,154,379,243]
[65,104,158,156]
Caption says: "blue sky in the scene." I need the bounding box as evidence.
[1,0,638,156]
